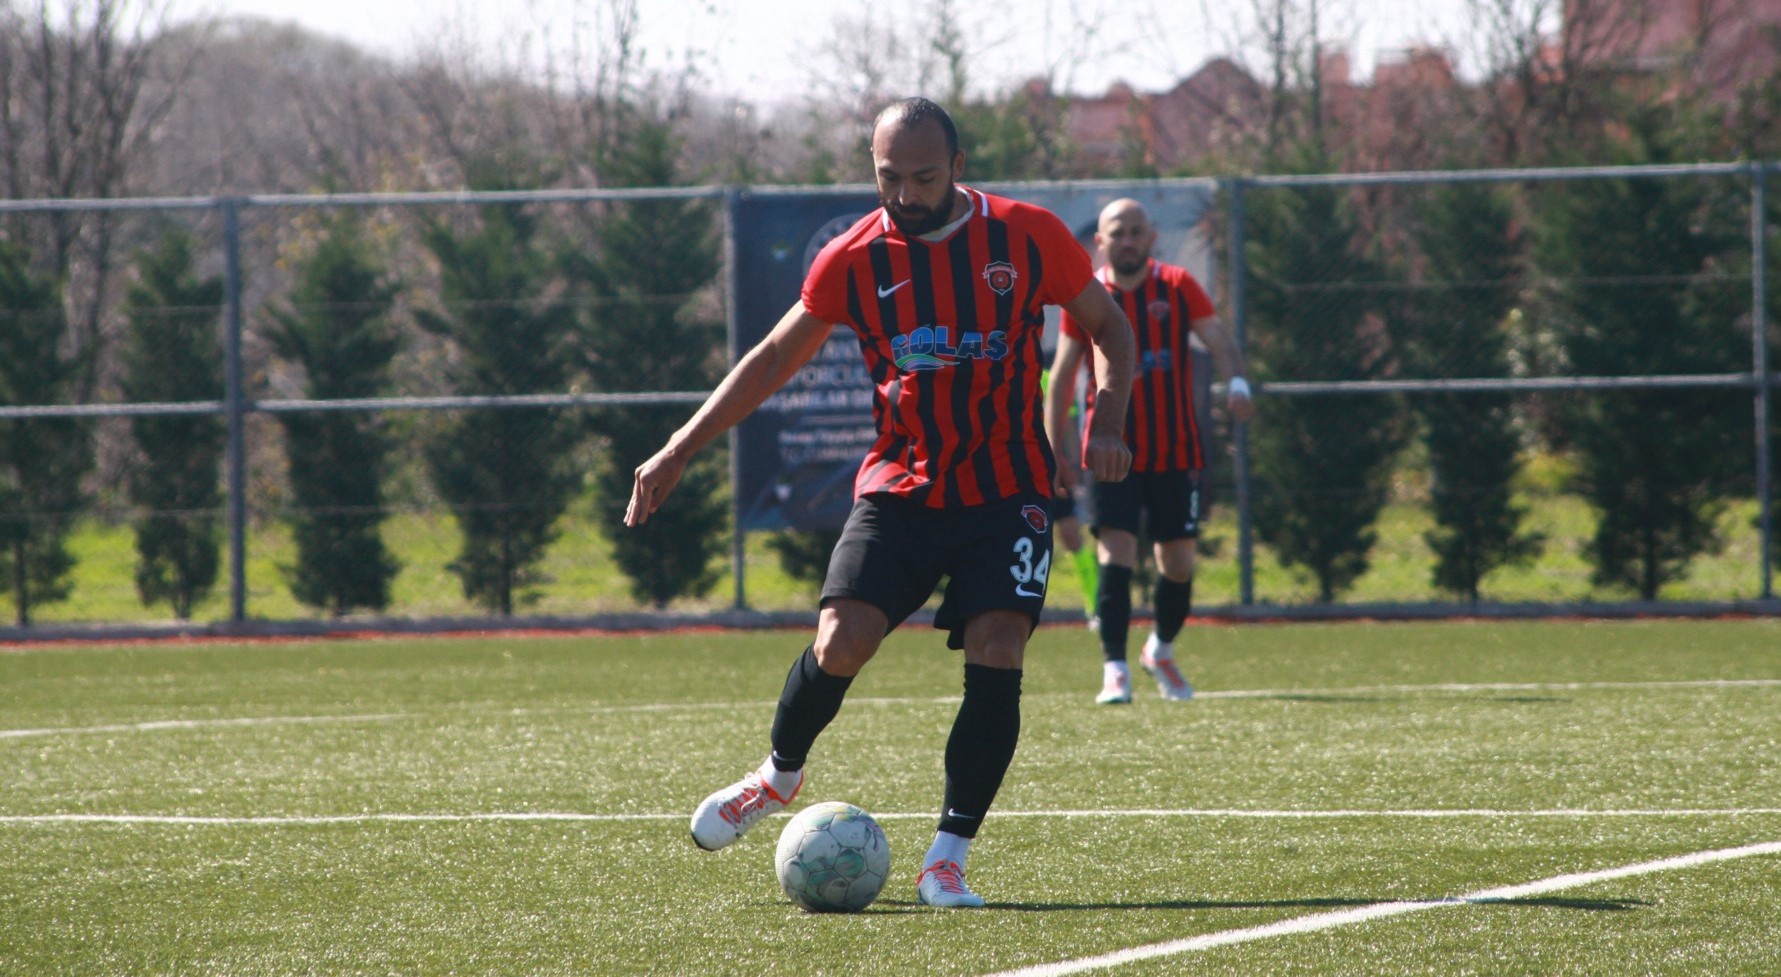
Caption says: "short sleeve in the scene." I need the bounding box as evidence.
[1175,269,1216,320]
[1027,207,1095,306]
[800,234,853,324]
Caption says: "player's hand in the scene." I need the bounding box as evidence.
[1082,431,1131,484]
[1054,460,1079,494]
[1227,377,1256,424]
[1228,389,1256,423]
[624,446,689,527]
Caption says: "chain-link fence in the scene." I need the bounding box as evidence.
[1220,163,1775,612]
[0,164,1775,635]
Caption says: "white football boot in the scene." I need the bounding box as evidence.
[1094,661,1133,705]
[1138,634,1193,701]
[689,765,803,851]
[916,859,986,908]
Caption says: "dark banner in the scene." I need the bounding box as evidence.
[731,182,1218,532]
[731,190,882,531]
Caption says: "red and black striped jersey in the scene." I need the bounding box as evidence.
[1060,259,1216,472]
[801,186,1094,508]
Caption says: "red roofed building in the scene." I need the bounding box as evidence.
[1568,0,1781,99]
[1045,0,1780,175]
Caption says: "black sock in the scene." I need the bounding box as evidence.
[938,664,1022,839]
[1153,575,1194,644]
[768,645,852,771]
[1096,563,1133,662]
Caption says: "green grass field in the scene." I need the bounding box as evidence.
[3,619,1779,976]
[17,488,1779,627]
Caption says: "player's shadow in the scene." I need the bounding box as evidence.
[875,895,1649,912]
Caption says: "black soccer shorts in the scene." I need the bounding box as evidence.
[821,491,1054,650]
[1091,468,1202,542]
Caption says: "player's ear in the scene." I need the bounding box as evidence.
[951,150,965,181]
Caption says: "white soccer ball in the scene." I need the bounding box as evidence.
[774,801,891,913]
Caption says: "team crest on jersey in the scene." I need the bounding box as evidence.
[1148,299,1170,322]
[982,260,1017,295]
[1020,504,1049,533]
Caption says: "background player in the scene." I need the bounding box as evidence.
[1045,197,1253,704]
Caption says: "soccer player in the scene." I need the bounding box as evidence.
[625,97,1136,908]
[1042,363,1098,612]
[1045,198,1254,704]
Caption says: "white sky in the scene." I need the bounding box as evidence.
[178,0,1501,100]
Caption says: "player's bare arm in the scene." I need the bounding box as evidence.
[1045,331,1091,492]
[1059,280,1135,484]
[1188,314,1256,424]
[625,302,833,527]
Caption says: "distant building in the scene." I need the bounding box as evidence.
[1046,0,1781,174]
[1027,58,1267,175]
[1568,0,1781,99]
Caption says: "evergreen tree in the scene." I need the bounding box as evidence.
[574,112,728,608]
[951,88,1076,181]
[1532,108,1749,598]
[265,216,402,616]
[1396,183,1542,600]
[1245,150,1409,601]
[766,529,842,589]
[119,229,225,619]
[419,175,582,615]
[0,239,90,626]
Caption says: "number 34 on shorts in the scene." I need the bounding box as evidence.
[1011,504,1052,598]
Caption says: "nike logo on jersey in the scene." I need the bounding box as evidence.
[1015,582,1044,598]
[877,279,911,298]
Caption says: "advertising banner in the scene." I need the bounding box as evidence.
[731,181,1218,532]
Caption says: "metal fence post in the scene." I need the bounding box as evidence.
[1754,165,1774,600]
[723,187,749,612]
[221,197,248,624]
[1224,177,1256,606]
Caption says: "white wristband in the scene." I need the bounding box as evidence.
[1228,376,1251,398]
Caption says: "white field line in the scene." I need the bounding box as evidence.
[5,807,1780,827]
[1191,678,1781,699]
[12,677,1771,738]
[0,713,410,739]
[979,840,1781,977]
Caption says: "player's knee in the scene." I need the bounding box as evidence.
[960,611,1030,670]
[1157,541,1196,581]
[815,600,886,675]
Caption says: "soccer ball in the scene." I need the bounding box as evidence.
[774,801,891,913]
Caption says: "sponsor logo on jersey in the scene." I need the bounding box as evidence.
[891,325,1010,372]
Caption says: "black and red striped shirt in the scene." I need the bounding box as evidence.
[1060,259,1215,472]
[801,187,1094,507]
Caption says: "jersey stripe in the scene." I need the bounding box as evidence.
[802,187,1090,507]
[1067,260,1209,472]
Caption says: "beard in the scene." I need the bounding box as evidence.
[1109,250,1149,276]
[883,179,957,236]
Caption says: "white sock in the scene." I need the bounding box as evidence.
[758,755,802,798]
[1145,634,1174,659]
[924,831,971,870]
[1103,660,1131,681]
